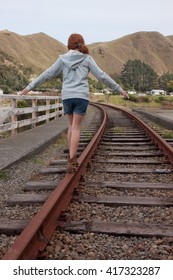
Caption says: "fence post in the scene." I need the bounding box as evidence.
[46,98,50,123]
[55,98,59,118]
[32,99,37,128]
[0,94,63,136]
[11,98,17,136]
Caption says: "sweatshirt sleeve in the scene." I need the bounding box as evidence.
[88,56,123,93]
[26,58,63,91]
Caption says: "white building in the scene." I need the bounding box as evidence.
[127,90,137,95]
[151,89,166,95]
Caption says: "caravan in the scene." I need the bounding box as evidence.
[151,89,166,95]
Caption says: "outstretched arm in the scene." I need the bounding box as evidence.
[18,88,29,95]
[19,58,63,95]
[88,56,129,98]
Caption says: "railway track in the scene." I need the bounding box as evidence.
[1,103,173,260]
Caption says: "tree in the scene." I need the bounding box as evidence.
[158,72,173,91]
[120,59,158,92]
[167,80,173,92]
[0,64,29,93]
[0,50,30,94]
[88,77,106,92]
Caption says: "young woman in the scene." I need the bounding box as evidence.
[20,33,129,173]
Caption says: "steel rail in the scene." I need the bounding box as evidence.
[2,103,107,260]
[101,103,173,165]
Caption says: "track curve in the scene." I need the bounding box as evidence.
[2,103,173,260]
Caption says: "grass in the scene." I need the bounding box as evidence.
[162,130,173,139]
[30,158,45,165]
[90,94,173,109]
[111,127,125,133]
[0,171,10,180]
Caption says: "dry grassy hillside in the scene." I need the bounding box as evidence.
[0,30,67,73]
[167,35,173,42]
[89,31,173,76]
[1,30,173,76]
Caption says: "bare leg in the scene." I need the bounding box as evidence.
[67,113,84,159]
[67,114,73,154]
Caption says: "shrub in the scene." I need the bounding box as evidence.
[128,95,138,102]
[138,96,150,103]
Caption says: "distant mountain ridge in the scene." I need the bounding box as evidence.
[89,31,173,76]
[1,29,173,76]
[0,30,67,73]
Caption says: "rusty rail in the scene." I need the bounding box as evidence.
[2,103,107,260]
[2,103,173,260]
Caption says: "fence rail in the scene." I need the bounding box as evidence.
[0,94,63,136]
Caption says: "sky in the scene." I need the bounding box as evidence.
[0,0,173,45]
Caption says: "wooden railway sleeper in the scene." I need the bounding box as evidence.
[2,103,173,260]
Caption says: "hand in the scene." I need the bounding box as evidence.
[121,90,129,99]
[17,91,23,95]
[17,89,29,96]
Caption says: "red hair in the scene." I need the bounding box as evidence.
[67,33,89,54]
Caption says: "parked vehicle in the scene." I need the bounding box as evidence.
[151,89,166,95]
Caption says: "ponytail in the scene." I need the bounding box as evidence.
[68,33,89,54]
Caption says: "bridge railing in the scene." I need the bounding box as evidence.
[0,94,63,136]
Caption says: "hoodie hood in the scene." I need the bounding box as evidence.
[59,50,87,70]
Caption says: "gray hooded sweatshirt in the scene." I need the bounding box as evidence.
[26,50,123,100]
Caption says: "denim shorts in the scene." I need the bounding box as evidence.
[63,98,89,115]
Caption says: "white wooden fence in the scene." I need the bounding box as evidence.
[0,94,63,136]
